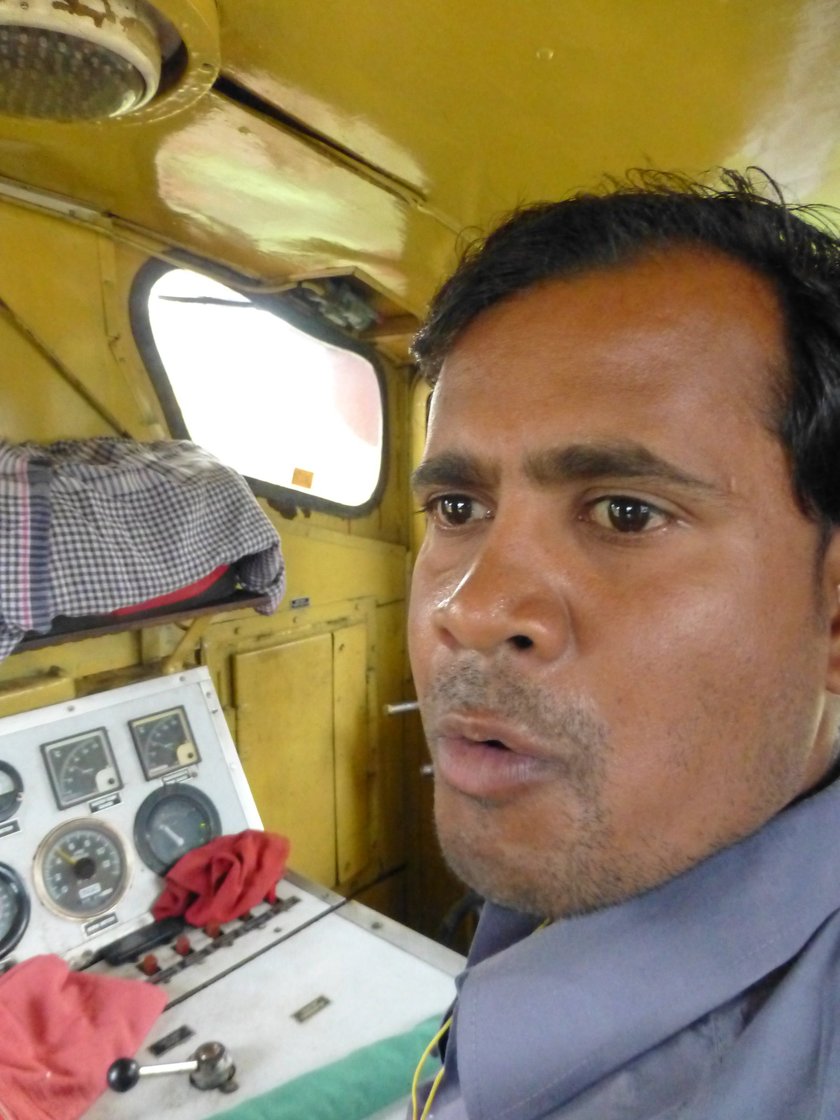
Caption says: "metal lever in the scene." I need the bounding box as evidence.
[107,1040,237,1094]
[384,700,419,716]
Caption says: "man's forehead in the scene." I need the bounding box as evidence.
[430,247,787,426]
[418,247,796,514]
[437,245,784,362]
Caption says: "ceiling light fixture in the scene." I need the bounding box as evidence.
[0,0,164,120]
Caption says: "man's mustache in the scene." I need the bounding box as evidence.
[421,659,609,790]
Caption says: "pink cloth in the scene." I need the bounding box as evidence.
[152,829,291,926]
[0,954,167,1120]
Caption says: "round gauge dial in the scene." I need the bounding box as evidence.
[134,785,221,874]
[0,762,23,822]
[34,819,130,919]
[130,707,199,779]
[0,863,29,957]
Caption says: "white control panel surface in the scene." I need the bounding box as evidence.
[85,902,460,1119]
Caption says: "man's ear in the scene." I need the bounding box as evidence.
[823,529,840,695]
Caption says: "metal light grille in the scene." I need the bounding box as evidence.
[0,26,148,119]
[0,0,162,121]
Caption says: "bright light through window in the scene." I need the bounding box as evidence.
[144,269,384,510]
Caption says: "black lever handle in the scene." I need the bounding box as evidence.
[107,1041,237,1093]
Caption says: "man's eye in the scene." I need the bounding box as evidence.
[424,494,491,527]
[587,496,669,534]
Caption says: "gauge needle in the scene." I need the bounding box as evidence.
[56,847,77,866]
[161,824,185,847]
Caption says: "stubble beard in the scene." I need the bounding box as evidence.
[422,661,660,919]
[425,651,825,919]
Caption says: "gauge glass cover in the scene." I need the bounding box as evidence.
[41,729,122,809]
[0,762,23,822]
[0,863,29,957]
[34,819,130,919]
[134,784,221,874]
[129,707,200,779]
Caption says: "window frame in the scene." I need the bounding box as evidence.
[129,258,389,519]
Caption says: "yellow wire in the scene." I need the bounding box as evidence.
[420,1063,447,1120]
[411,1016,453,1120]
[410,916,549,1117]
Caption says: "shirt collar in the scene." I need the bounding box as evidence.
[453,777,840,1120]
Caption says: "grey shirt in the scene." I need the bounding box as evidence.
[416,777,840,1119]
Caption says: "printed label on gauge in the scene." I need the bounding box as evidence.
[41,729,122,810]
[129,707,200,780]
[84,912,118,938]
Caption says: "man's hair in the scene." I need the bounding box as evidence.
[412,169,840,527]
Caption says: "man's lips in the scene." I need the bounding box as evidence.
[436,713,552,756]
[430,713,555,799]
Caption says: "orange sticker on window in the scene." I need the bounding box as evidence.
[292,467,314,489]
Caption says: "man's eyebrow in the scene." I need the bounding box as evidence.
[525,442,720,493]
[411,452,499,492]
[411,443,722,496]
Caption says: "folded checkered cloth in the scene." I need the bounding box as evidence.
[0,438,285,659]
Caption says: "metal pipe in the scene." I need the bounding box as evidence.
[384,700,420,716]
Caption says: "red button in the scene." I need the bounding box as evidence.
[174,935,192,957]
[139,954,159,976]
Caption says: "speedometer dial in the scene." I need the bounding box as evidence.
[34,819,130,919]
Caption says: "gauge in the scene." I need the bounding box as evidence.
[0,864,29,957]
[34,819,130,919]
[0,763,23,822]
[134,784,221,874]
[41,729,122,809]
[129,707,199,780]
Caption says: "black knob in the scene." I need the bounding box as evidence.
[107,1057,140,1092]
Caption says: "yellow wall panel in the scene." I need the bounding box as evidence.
[0,205,155,439]
[234,636,336,885]
[277,523,406,611]
[333,622,371,885]
[372,601,410,875]
[0,319,113,441]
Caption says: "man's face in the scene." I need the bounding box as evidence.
[408,247,840,920]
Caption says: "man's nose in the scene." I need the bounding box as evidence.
[432,526,574,661]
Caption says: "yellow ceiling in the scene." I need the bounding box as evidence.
[1,0,839,320]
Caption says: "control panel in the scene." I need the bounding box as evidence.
[0,668,264,969]
[0,667,462,1118]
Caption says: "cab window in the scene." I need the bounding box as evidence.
[131,265,385,514]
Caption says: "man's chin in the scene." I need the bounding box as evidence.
[436,828,672,921]
[437,833,559,917]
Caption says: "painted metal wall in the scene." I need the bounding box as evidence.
[0,197,430,929]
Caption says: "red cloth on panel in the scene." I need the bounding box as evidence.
[0,953,167,1120]
[152,829,291,926]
